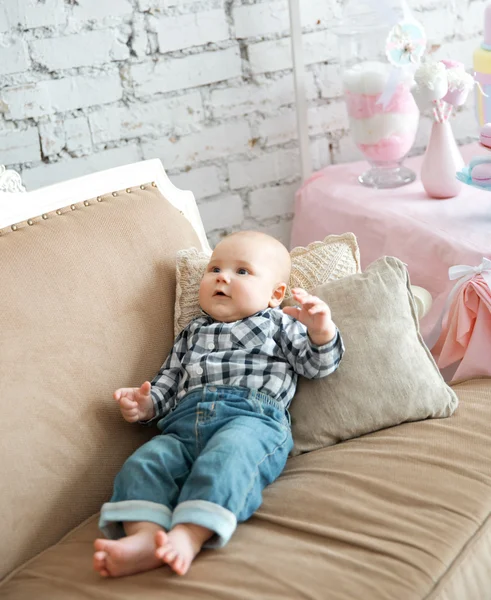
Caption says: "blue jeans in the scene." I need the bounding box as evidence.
[99,385,293,548]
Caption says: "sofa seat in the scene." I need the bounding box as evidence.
[1,378,490,600]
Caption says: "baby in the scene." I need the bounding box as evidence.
[93,230,344,578]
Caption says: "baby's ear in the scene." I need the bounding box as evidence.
[269,282,287,308]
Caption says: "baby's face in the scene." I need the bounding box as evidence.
[199,235,286,323]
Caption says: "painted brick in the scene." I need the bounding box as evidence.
[309,102,350,135]
[12,0,67,29]
[170,166,221,200]
[228,149,300,189]
[65,117,92,153]
[260,110,296,147]
[156,10,229,53]
[142,121,251,170]
[3,74,123,120]
[138,0,202,9]
[199,194,244,233]
[316,64,344,100]
[459,1,488,37]
[30,30,129,71]
[233,0,339,39]
[448,106,477,141]
[438,38,479,71]
[39,119,65,156]
[209,72,317,119]
[138,0,175,9]
[259,102,349,147]
[0,127,41,165]
[256,219,293,249]
[89,92,203,144]
[0,40,30,76]
[72,0,133,21]
[21,145,141,190]
[249,30,337,74]
[131,12,149,58]
[249,182,298,219]
[131,47,242,96]
[328,136,361,168]
[0,5,8,33]
[418,9,459,46]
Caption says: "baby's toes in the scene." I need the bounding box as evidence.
[173,555,188,576]
[93,551,109,577]
[156,543,174,561]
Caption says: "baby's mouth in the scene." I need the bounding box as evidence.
[214,291,229,297]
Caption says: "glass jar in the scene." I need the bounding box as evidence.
[335,0,421,188]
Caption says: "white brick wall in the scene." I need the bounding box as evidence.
[0,0,483,245]
[30,30,129,71]
[156,10,229,53]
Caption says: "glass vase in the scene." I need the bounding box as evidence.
[335,1,420,188]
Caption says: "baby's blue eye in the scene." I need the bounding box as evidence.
[237,268,249,275]
[211,267,220,273]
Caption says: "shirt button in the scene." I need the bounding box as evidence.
[207,342,215,350]
[196,366,203,375]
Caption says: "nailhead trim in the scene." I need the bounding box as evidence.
[3,185,157,234]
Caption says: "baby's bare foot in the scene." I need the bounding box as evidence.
[155,524,213,576]
[93,523,163,578]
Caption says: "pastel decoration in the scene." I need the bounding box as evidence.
[413,61,448,103]
[385,21,426,67]
[441,59,464,70]
[343,61,419,164]
[479,122,491,147]
[420,120,464,199]
[473,3,491,126]
[427,259,491,383]
[442,68,474,107]
[471,161,491,187]
[457,155,491,189]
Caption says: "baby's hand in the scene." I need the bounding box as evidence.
[113,381,155,423]
[283,288,337,346]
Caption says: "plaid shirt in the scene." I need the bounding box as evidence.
[150,308,344,419]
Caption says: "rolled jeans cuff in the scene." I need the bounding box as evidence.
[171,500,237,548]
[99,500,172,539]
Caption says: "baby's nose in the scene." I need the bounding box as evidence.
[217,271,230,282]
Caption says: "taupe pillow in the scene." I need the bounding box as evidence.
[289,256,459,456]
[174,233,361,336]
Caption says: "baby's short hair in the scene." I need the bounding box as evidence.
[221,230,291,283]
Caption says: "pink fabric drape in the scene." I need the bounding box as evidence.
[433,275,491,381]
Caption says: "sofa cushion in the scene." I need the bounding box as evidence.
[0,183,202,579]
[1,378,490,599]
[174,233,361,335]
[287,256,458,455]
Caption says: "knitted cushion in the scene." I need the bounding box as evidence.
[173,233,361,336]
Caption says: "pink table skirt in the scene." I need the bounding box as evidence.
[290,144,491,344]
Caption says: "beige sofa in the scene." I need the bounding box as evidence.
[1,161,490,600]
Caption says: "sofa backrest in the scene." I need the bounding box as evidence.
[0,183,202,579]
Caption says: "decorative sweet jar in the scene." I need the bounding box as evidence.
[335,0,426,188]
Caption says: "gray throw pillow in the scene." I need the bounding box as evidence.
[288,256,458,456]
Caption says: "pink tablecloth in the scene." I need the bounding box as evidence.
[290,144,491,341]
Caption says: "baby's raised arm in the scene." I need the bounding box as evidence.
[114,381,156,423]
